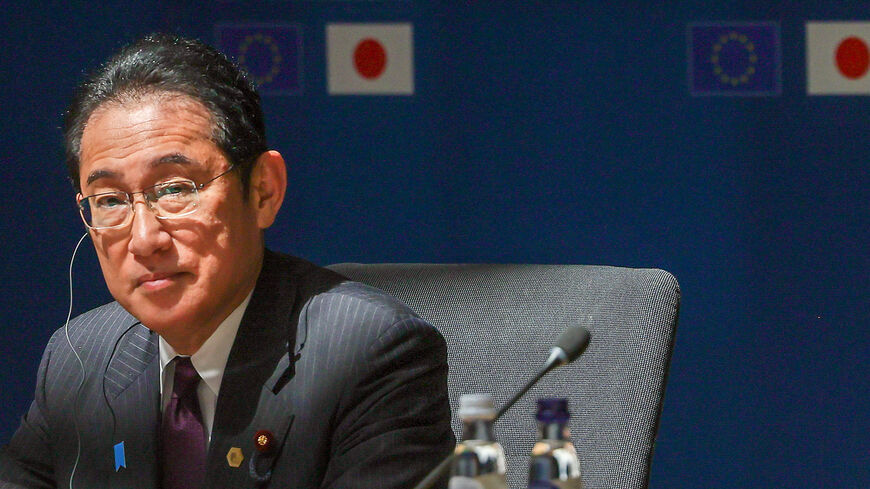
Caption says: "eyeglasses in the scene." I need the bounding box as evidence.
[77,165,236,230]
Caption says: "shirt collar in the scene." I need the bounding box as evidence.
[158,290,253,398]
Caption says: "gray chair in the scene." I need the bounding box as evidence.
[327,263,681,489]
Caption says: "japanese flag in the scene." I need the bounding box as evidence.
[327,23,414,95]
[807,21,870,95]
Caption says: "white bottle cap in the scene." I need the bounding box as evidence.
[458,393,497,420]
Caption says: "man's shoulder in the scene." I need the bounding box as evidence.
[264,248,418,320]
[316,280,419,321]
[263,250,432,342]
[54,301,139,342]
[40,301,145,374]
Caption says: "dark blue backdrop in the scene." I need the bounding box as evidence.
[1,2,867,488]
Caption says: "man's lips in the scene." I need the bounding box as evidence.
[136,272,184,290]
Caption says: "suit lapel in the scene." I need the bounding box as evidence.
[204,250,302,488]
[104,324,161,488]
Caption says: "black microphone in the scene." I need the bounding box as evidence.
[496,326,591,419]
[412,326,592,489]
[545,326,592,372]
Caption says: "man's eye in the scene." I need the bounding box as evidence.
[94,195,126,208]
[157,182,193,197]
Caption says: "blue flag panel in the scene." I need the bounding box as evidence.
[215,23,303,95]
[689,22,781,96]
[113,441,126,472]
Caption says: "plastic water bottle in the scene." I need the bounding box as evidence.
[527,398,583,489]
[448,394,508,489]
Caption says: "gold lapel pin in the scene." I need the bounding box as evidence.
[226,447,244,468]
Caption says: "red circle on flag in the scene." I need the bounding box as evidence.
[353,38,387,80]
[835,36,870,79]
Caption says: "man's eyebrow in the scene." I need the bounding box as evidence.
[151,153,195,167]
[85,154,195,186]
[86,169,118,186]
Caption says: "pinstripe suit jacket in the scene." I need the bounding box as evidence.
[0,250,455,489]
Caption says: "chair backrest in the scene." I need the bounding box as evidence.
[327,263,680,489]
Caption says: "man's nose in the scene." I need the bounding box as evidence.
[127,200,172,256]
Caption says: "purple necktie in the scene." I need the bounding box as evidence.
[161,356,206,489]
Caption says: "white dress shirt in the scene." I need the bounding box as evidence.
[158,291,252,441]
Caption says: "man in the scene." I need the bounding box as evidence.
[0,33,454,489]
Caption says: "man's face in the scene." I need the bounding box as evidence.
[78,95,264,351]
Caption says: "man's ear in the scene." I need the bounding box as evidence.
[247,150,287,229]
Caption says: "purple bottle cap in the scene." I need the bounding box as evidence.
[535,398,570,423]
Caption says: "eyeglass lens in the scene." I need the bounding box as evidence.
[80,180,200,228]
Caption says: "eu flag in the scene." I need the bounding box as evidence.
[689,22,781,96]
[215,24,303,95]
